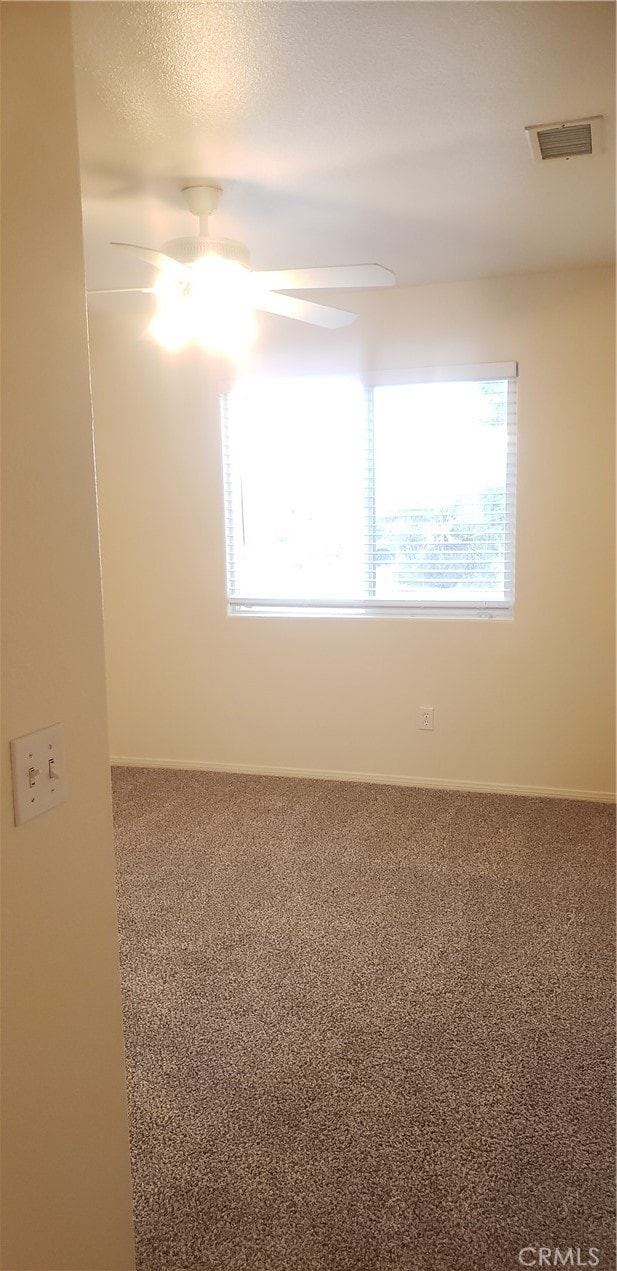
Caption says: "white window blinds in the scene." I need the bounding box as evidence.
[222,365,517,618]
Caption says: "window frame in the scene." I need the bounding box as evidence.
[222,362,518,621]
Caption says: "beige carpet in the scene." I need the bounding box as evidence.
[112,767,615,1271]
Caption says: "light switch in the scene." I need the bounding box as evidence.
[10,724,67,826]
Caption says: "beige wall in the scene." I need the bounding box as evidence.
[91,266,615,800]
[1,6,135,1269]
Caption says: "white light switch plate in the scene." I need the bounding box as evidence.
[10,724,67,825]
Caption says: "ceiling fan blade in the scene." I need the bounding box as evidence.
[250,264,395,292]
[111,242,190,281]
[253,292,356,329]
[88,287,157,295]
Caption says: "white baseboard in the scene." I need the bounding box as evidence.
[110,755,616,804]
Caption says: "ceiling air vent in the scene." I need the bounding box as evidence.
[525,116,604,162]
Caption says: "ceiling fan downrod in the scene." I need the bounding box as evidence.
[181,184,222,237]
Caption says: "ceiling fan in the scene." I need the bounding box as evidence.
[90,184,396,353]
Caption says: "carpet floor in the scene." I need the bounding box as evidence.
[112,767,615,1271]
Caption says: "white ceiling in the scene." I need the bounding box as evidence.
[72,1,615,294]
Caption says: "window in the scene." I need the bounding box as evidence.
[222,363,517,618]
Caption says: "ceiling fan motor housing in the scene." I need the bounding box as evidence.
[161,236,250,269]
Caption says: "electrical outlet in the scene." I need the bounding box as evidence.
[418,706,434,731]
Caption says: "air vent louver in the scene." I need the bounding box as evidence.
[525,115,604,162]
[538,123,592,159]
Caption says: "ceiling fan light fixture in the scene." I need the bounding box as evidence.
[189,253,251,295]
[149,294,257,358]
[149,256,257,358]
[161,235,251,269]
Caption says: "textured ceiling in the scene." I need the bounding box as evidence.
[72,2,615,293]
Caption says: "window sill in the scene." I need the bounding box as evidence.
[227,603,514,621]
